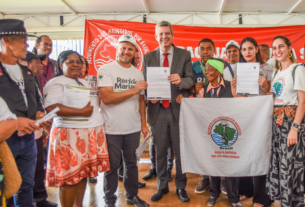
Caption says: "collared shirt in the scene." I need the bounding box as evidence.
[160,46,174,68]
[159,46,174,103]
[40,59,54,94]
[206,77,226,97]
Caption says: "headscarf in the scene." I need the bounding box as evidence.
[206,58,224,74]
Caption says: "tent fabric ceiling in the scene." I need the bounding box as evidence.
[1,0,305,36]
[1,0,305,15]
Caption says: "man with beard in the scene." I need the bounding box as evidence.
[117,47,147,189]
[98,35,150,207]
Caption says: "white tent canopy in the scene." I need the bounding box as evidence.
[1,0,305,38]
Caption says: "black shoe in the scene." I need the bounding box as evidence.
[138,181,146,189]
[37,200,58,207]
[142,169,156,180]
[105,204,115,207]
[126,196,149,207]
[176,189,190,202]
[150,188,169,202]
[118,174,123,181]
[88,177,98,183]
[168,169,173,182]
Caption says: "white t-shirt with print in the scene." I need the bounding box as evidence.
[44,75,104,128]
[3,64,28,107]
[98,61,144,135]
[271,63,305,106]
[247,63,273,97]
[0,97,17,121]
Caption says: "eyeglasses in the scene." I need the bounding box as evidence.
[42,42,53,47]
[65,60,82,65]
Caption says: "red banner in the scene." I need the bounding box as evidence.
[84,20,305,75]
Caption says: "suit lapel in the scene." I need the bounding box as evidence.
[171,46,179,74]
[154,48,160,67]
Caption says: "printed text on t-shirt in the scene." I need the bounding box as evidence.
[115,77,137,91]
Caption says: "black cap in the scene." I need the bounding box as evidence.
[0,19,36,37]
[22,52,46,62]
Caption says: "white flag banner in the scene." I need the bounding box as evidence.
[180,96,273,177]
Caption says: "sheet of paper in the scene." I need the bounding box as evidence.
[63,85,90,108]
[147,67,171,100]
[62,86,91,122]
[135,134,150,160]
[236,63,260,95]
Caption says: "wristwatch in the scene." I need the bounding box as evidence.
[292,123,300,131]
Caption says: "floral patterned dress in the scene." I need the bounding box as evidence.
[45,75,110,187]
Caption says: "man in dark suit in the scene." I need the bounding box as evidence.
[142,21,194,202]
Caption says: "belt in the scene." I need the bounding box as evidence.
[273,106,297,126]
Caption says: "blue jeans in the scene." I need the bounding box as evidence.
[6,133,37,207]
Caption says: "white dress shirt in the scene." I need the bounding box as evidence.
[160,46,174,68]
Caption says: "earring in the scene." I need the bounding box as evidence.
[289,52,293,58]
[217,75,220,84]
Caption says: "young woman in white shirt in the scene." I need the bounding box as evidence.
[266,36,305,207]
[236,37,273,207]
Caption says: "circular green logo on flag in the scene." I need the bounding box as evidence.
[209,118,239,147]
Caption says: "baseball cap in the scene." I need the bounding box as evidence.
[118,35,137,47]
[226,40,240,50]
[22,51,46,61]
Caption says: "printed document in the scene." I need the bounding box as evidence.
[63,85,90,108]
[236,63,259,95]
[147,67,171,100]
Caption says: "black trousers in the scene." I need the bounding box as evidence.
[210,177,239,203]
[33,137,48,205]
[104,132,141,204]
[237,175,271,207]
[237,177,253,198]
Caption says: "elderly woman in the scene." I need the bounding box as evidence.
[43,50,109,207]
[177,58,242,207]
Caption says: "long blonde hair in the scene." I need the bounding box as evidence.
[273,36,296,71]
